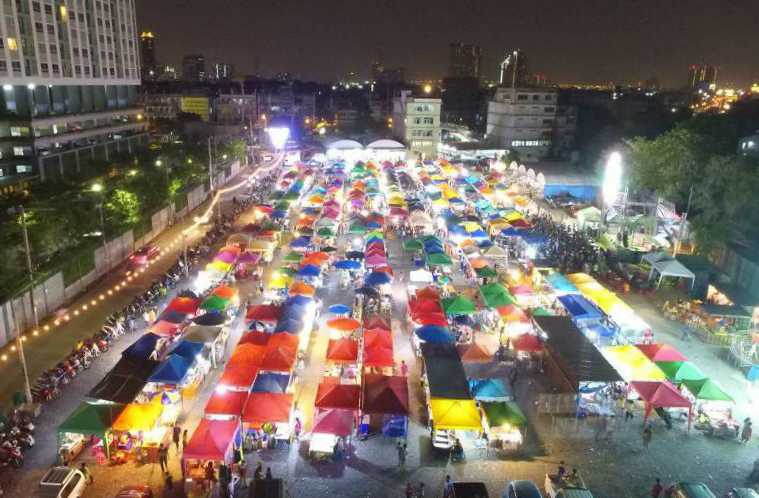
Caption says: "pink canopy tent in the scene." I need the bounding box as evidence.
[630,380,692,430]
[636,343,688,363]
[312,408,355,436]
[182,419,239,469]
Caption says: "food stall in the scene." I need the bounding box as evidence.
[182,419,241,493]
[242,392,293,448]
[181,326,228,369]
[309,408,355,460]
[110,398,168,463]
[480,401,527,452]
[359,374,409,439]
[58,402,124,463]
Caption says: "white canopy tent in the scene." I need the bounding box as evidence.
[326,139,364,163]
[409,268,434,284]
[366,139,406,162]
[643,252,696,288]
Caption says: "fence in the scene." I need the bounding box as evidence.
[0,160,242,348]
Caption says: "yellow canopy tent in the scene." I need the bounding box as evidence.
[206,260,232,273]
[429,399,482,431]
[111,398,163,433]
[504,212,524,222]
[602,345,667,382]
[567,272,596,285]
[269,272,293,289]
[432,198,449,208]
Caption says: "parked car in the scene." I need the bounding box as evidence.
[727,490,759,498]
[115,485,153,498]
[449,481,490,498]
[127,244,161,273]
[39,466,87,498]
[503,480,543,498]
[669,482,717,498]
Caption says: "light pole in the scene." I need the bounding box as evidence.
[8,206,39,330]
[7,296,32,404]
[91,183,110,269]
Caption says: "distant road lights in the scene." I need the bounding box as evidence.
[603,151,623,207]
[423,84,432,94]
[128,169,138,176]
[222,154,228,161]
[91,182,103,193]
[266,127,290,150]
[155,159,162,167]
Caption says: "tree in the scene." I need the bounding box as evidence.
[105,189,140,229]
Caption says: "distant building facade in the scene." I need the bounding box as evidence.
[486,87,575,161]
[449,42,482,79]
[140,31,156,80]
[688,64,717,90]
[182,54,206,81]
[213,63,234,81]
[0,0,146,190]
[392,90,441,158]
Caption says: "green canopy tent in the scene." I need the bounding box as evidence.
[403,239,424,252]
[656,361,706,384]
[200,295,229,312]
[348,224,367,234]
[426,253,453,266]
[682,378,734,402]
[277,266,297,277]
[479,283,516,308]
[365,230,384,240]
[282,191,300,201]
[481,401,527,428]
[442,295,477,315]
[58,402,125,458]
[531,307,554,317]
[317,227,335,237]
[283,252,303,263]
[475,266,499,279]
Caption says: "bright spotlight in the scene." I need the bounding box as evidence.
[266,127,290,150]
[603,151,623,206]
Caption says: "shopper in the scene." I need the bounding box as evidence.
[172,423,182,451]
[642,424,653,449]
[651,478,663,498]
[79,462,93,484]
[158,443,169,472]
[742,419,753,444]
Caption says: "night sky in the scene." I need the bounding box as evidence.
[135,0,759,88]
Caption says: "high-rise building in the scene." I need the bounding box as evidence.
[140,31,156,80]
[182,54,206,81]
[449,42,482,79]
[392,89,441,159]
[0,0,146,189]
[688,64,718,90]
[213,63,234,81]
[499,49,529,88]
[370,61,384,82]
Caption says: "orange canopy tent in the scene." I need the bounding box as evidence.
[242,392,293,427]
[212,285,237,300]
[238,332,271,346]
[459,342,493,363]
[219,364,259,390]
[315,383,360,410]
[364,315,390,331]
[415,287,441,300]
[326,338,359,363]
[364,328,393,349]
[288,281,315,297]
[327,317,361,332]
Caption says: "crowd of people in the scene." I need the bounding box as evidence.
[529,213,603,273]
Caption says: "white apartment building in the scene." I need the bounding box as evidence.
[0,0,146,191]
[486,87,575,162]
[392,90,441,159]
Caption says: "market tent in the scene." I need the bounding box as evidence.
[246,304,282,323]
[59,402,123,440]
[410,298,444,315]
[204,390,248,417]
[656,361,706,383]
[148,354,193,385]
[193,311,226,326]
[326,338,359,363]
[363,344,394,368]
[682,378,734,402]
[182,419,239,462]
[630,380,693,427]
[442,295,477,315]
[242,392,293,426]
[166,297,200,314]
[409,269,434,284]
[89,357,159,404]
[459,341,493,363]
[429,399,481,431]
[482,245,508,259]
[511,334,543,352]
[170,339,205,362]
[533,316,621,390]
[240,332,272,346]
[112,399,163,432]
[481,401,527,429]
[644,253,696,288]
[315,383,361,411]
[545,273,578,294]
[479,283,515,308]
[201,295,230,312]
[327,317,361,332]
[469,378,512,402]
[602,345,667,382]
[364,315,391,331]
[364,328,393,349]
[122,333,162,361]
[636,343,688,363]
[251,373,291,394]
[362,374,409,415]
[416,325,455,344]
[261,340,298,372]
[557,294,604,322]
[421,343,471,400]
[219,363,259,390]
[312,408,354,437]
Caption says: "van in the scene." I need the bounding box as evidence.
[670,482,717,498]
[503,480,543,498]
[39,466,87,498]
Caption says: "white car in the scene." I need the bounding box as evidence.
[40,467,87,498]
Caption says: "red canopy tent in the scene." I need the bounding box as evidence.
[246,304,282,323]
[459,342,493,363]
[219,364,259,390]
[326,339,359,363]
[204,390,248,417]
[229,343,266,364]
[409,298,443,315]
[363,344,394,368]
[362,374,409,415]
[315,383,360,410]
[630,380,692,430]
[364,329,393,349]
[166,297,200,314]
[415,287,441,300]
[261,333,298,372]
[511,334,544,353]
[636,343,688,363]
[364,315,390,331]
[238,332,271,346]
[182,419,239,467]
[242,392,293,427]
[412,312,448,327]
[312,408,355,436]
[150,320,180,336]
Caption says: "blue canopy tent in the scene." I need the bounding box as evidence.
[365,271,392,286]
[415,325,455,344]
[251,373,291,394]
[546,273,579,294]
[122,333,161,361]
[290,236,311,249]
[159,309,188,324]
[170,340,205,362]
[581,322,618,345]
[148,354,193,385]
[501,227,524,237]
[470,229,489,239]
[271,210,287,219]
[335,260,361,270]
[274,318,303,334]
[284,295,312,307]
[328,304,351,315]
[469,378,513,402]
[298,265,321,278]
[557,294,604,324]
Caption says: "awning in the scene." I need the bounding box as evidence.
[251,373,291,394]
[557,294,604,322]
[326,338,358,363]
[148,354,193,385]
[112,399,163,432]
[59,402,123,438]
[646,253,696,288]
[182,419,239,462]
[429,399,481,431]
[122,333,162,361]
[315,383,361,411]
[242,392,293,426]
[602,345,667,382]
[361,374,409,415]
[481,401,527,429]
[88,357,159,404]
[204,390,248,417]
[421,343,471,399]
[469,378,512,402]
[682,378,734,401]
[312,408,354,436]
[170,340,205,361]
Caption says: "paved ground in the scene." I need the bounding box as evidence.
[5,160,759,498]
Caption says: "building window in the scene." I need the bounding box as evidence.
[51,63,59,73]
[532,95,540,101]
[40,62,48,72]
[11,61,21,72]
[545,95,553,101]
[35,22,43,32]
[544,107,555,113]
[43,4,52,14]
[423,117,434,125]
[32,1,41,12]
[46,24,54,34]
[517,94,528,101]
[0,61,7,72]
[81,48,88,57]
[414,117,421,125]
[6,38,18,51]
[13,146,24,156]
[83,66,90,75]
[74,65,81,74]
[16,165,32,173]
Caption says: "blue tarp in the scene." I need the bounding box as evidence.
[328,304,351,315]
[148,354,193,384]
[335,260,361,270]
[122,333,161,361]
[415,325,455,343]
[469,378,513,402]
[251,373,291,393]
[543,184,599,202]
[170,340,205,362]
[298,265,321,277]
[557,294,604,322]
[546,273,578,293]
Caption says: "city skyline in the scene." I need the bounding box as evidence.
[135,0,759,87]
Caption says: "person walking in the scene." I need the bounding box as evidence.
[741,418,753,444]
[405,482,414,498]
[172,424,181,452]
[594,415,609,441]
[443,475,454,498]
[651,478,663,498]
[182,429,188,450]
[254,462,263,481]
[79,462,93,484]
[158,444,169,472]
[400,360,409,377]
[624,400,634,421]
[642,424,653,449]
[417,482,426,497]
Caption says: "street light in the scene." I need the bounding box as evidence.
[603,151,623,206]
[266,127,290,150]
[91,182,103,193]
[89,183,109,268]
